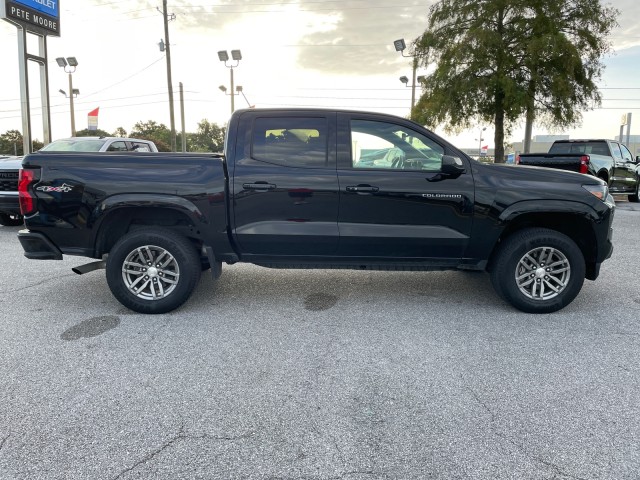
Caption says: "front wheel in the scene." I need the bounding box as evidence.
[490,228,585,313]
[106,228,201,314]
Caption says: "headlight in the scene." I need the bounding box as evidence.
[582,184,609,201]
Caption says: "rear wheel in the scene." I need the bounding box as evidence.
[0,213,23,227]
[490,228,585,313]
[106,228,201,314]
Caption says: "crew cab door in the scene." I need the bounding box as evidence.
[231,112,339,256]
[336,113,474,259]
[611,141,638,193]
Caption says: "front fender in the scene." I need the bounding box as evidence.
[498,199,601,223]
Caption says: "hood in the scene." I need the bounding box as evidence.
[0,156,23,170]
[476,162,606,186]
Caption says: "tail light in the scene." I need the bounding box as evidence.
[515,155,520,164]
[18,168,37,215]
[579,155,589,174]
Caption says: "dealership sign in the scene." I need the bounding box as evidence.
[1,0,60,36]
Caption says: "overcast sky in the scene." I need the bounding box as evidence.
[1,0,639,150]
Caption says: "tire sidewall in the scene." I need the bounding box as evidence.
[106,229,200,314]
[493,229,585,314]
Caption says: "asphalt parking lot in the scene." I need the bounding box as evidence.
[0,202,638,479]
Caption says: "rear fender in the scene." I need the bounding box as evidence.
[95,194,206,224]
[92,194,207,257]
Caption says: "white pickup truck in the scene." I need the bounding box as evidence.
[39,136,158,152]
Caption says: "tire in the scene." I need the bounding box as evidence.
[106,228,201,314]
[490,228,585,314]
[0,213,24,227]
[629,180,639,203]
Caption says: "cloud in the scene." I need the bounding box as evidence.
[294,1,430,75]
[123,0,431,76]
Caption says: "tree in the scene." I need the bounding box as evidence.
[75,128,111,137]
[0,130,42,154]
[519,0,617,152]
[129,120,172,152]
[113,127,128,138]
[187,119,226,152]
[0,130,24,155]
[412,0,618,162]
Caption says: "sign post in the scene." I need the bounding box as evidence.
[1,0,61,152]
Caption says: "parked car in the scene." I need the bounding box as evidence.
[17,108,614,314]
[0,155,23,226]
[39,137,158,153]
[516,139,640,202]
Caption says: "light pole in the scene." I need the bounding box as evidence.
[219,85,254,109]
[235,86,254,108]
[56,56,78,136]
[399,75,425,95]
[160,0,177,152]
[393,39,420,113]
[218,50,242,114]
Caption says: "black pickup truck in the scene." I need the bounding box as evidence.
[516,139,640,202]
[17,109,615,314]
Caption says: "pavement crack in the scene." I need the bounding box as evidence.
[110,426,255,480]
[111,424,186,480]
[0,432,9,452]
[464,379,588,480]
[0,273,77,293]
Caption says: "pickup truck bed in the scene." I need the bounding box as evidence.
[517,139,640,202]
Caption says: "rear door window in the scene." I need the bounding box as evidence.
[251,117,328,168]
[106,141,128,152]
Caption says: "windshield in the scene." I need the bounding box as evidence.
[40,139,108,152]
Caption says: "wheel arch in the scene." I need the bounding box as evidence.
[488,210,598,278]
[93,204,204,258]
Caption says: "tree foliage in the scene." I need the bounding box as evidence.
[412,0,618,162]
[129,120,172,152]
[75,128,112,137]
[0,130,42,155]
[188,119,226,153]
[113,127,128,138]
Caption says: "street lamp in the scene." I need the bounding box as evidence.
[218,85,254,109]
[393,38,419,112]
[56,56,78,136]
[218,49,242,113]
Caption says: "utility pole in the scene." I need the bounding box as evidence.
[179,82,186,152]
[161,0,177,152]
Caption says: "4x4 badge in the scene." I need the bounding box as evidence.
[36,183,73,193]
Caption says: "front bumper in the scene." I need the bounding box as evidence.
[18,230,63,260]
[0,192,20,215]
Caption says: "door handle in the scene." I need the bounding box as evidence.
[346,185,379,193]
[243,182,276,191]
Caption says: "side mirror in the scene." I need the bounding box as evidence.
[636,155,640,164]
[441,155,466,177]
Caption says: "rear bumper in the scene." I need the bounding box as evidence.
[18,230,63,260]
